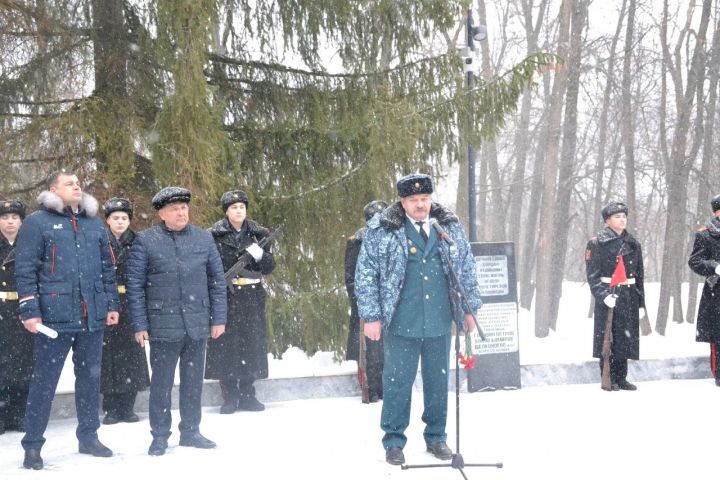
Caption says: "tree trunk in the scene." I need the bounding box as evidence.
[91,0,130,197]
[656,0,712,335]
[687,11,720,324]
[548,0,588,330]
[534,0,574,337]
[587,0,626,318]
[511,0,549,308]
[620,0,637,219]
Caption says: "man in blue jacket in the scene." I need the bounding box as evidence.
[355,173,482,466]
[15,171,120,470]
[126,187,227,457]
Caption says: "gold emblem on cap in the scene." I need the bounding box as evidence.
[414,182,420,189]
[3,202,10,208]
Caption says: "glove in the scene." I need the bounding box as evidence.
[715,264,720,275]
[603,294,618,309]
[246,243,264,261]
[639,307,646,317]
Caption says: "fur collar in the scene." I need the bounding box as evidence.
[707,217,720,236]
[375,201,459,231]
[37,191,99,217]
[209,218,266,237]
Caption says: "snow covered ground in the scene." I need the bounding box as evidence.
[1,281,713,478]
[1,378,716,479]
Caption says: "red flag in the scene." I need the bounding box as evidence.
[609,255,628,287]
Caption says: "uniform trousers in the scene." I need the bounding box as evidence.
[148,335,206,440]
[381,333,451,450]
[22,330,104,450]
[598,355,629,383]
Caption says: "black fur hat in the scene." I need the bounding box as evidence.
[711,194,720,212]
[103,197,133,219]
[221,190,249,211]
[363,200,388,221]
[152,187,191,210]
[601,201,628,220]
[0,199,26,219]
[397,174,434,198]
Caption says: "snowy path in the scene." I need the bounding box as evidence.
[1,378,715,479]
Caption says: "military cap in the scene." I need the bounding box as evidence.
[711,194,720,212]
[221,190,249,211]
[151,187,191,210]
[601,201,628,220]
[363,200,388,221]
[103,197,133,219]
[0,199,26,219]
[397,173,434,198]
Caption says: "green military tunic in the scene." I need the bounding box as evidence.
[382,218,454,450]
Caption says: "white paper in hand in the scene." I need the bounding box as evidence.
[36,323,58,339]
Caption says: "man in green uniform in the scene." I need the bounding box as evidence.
[354,173,482,465]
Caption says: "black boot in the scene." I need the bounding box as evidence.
[148,437,168,456]
[23,449,43,470]
[179,432,216,449]
[219,380,239,414]
[237,381,264,411]
[79,438,113,457]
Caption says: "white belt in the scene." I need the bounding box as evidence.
[232,277,261,286]
[600,277,636,285]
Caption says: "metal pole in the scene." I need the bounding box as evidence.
[467,9,477,242]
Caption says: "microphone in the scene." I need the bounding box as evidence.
[429,218,454,246]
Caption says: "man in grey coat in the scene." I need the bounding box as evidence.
[126,187,227,456]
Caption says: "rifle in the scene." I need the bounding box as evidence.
[358,319,370,403]
[600,302,615,391]
[223,224,283,288]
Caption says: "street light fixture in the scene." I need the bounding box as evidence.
[465,9,487,242]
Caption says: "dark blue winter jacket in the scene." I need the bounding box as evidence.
[126,222,227,341]
[15,192,120,333]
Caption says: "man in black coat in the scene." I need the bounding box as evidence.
[205,190,275,413]
[688,194,720,386]
[100,198,150,424]
[126,187,227,456]
[0,200,33,435]
[344,200,386,403]
[585,201,646,391]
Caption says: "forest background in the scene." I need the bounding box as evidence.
[0,0,714,356]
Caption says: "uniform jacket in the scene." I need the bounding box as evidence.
[585,226,645,359]
[15,191,119,332]
[101,228,150,394]
[126,222,227,341]
[344,227,365,360]
[688,217,720,343]
[205,218,274,380]
[354,202,482,330]
[0,234,33,388]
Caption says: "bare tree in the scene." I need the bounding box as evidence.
[534,0,574,337]
[655,0,712,334]
[547,0,588,330]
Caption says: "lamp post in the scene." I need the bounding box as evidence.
[465,9,487,242]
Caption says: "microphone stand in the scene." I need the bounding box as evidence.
[401,232,503,478]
